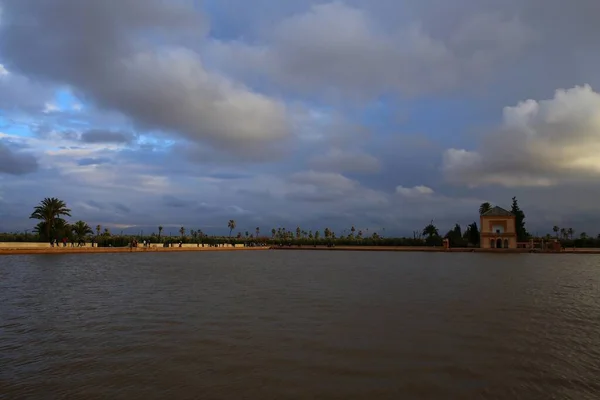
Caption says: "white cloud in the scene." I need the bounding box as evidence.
[42,102,60,113]
[396,185,435,197]
[443,85,600,187]
[0,63,7,76]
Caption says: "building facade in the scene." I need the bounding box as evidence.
[480,206,517,249]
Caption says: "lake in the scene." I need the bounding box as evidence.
[1,251,599,399]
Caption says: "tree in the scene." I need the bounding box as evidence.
[256,227,260,238]
[444,223,464,247]
[567,227,574,240]
[296,226,301,239]
[271,228,276,238]
[479,202,492,215]
[179,226,185,238]
[422,221,439,238]
[72,220,93,242]
[510,197,529,242]
[96,224,101,237]
[228,220,236,237]
[158,226,163,241]
[464,222,480,246]
[350,226,356,238]
[553,225,559,239]
[29,197,72,240]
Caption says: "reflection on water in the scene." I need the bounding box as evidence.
[1,251,600,399]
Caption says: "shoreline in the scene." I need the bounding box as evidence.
[0,246,270,256]
[271,245,600,254]
[2,244,600,255]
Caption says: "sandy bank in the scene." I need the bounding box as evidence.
[0,246,270,256]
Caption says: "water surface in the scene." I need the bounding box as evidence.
[1,251,600,399]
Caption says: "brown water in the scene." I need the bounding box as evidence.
[1,251,600,399]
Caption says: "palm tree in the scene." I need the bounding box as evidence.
[479,202,492,215]
[256,227,260,238]
[567,228,574,240]
[350,226,356,237]
[179,226,185,238]
[29,197,72,240]
[96,224,101,237]
[422,221,439,238]
[580,232,588,240]
[552,225,559,239]
[228,220,236,237]
[271,228,276,238]
[71,220,93,242]
[560,228,566,240]
[158,226,163,241]
[296,226,301,238]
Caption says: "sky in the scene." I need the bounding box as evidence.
[1,0,600,237]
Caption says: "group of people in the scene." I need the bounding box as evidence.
[50,238,86,247]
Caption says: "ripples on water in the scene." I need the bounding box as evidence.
[1,251,600,399]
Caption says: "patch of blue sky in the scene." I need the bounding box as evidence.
[54,88,82,111]
[0,116,34,137]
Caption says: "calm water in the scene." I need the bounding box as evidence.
[1,251,600,399]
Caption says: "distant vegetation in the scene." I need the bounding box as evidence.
[0,196,593,248]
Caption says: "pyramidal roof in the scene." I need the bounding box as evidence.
[482,206,514,217]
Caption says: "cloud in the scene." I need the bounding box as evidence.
[0,0,290,155]
[443,85,600,187]
[77,157,111,166]
[80,129,133,144]
[309,148,381,173]
[396,185,434,197]
[207,1,535,98]
[0,141,39,175]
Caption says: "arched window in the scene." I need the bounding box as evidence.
[496,238,503,248]
[504,239,509,249]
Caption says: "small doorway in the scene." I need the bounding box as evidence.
[490,239,495,248]
[503,239,509,249]
[496,238,503,248]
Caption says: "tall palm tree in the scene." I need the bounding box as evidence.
[560,228,566,240]
[29,197,72,240]
[228,220,236,237]
[422,221,439,238]
[72,221,93,242]
[179,226,185,238]
[158,226,163,241]
[256,227,260,238]
[479,202,492,215]
[552,225,559,239]
[567,228,574,240]
[271,228,276,238]
[96,224,101,237]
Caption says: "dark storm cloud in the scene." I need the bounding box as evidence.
[0,0,288,154]
[80,130,134,144]
[0,141,39,175]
